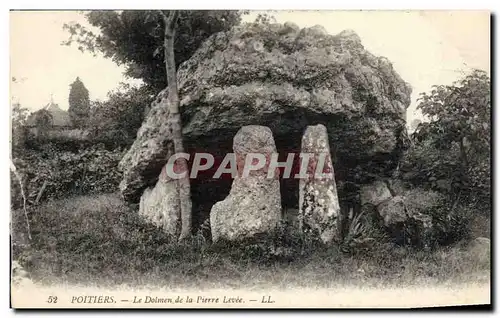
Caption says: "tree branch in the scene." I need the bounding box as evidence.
[160,10,179,35]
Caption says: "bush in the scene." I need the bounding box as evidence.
[341,209,390,256]
[400,139,461,192]
[399,188,472,249]
[11,145,125,208]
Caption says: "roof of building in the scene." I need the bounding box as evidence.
[26,101,72,127]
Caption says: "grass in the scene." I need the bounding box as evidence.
[10,193,491,290]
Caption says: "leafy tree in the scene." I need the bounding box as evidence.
[63,10,243,92]
[404,70,490,207]
[11,77,30,151]
[88,85,154,147]
[68,77,90,128]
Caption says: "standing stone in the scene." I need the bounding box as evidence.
[299,124,340,243]
[210,125,281,242]
[139,158,181,238]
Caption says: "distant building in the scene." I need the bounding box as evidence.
[24,99,90,143]
[26,100,72,128]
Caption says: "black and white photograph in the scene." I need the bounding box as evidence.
[8,8,491,308]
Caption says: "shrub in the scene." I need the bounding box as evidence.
[341,208,391,256]
[402,188,472,249]
[11,145,125,208]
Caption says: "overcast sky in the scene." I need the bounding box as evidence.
[10,10,490,123]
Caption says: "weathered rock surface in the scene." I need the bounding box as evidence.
[119,22,412,206]
[360,180,393,207]
[119,91,173,201]
[210,126,281,242]
[299,124,340,243]
[377,195,407,226]
[139,165,180,237]
[359,182,447,246]
[469,237,490,256]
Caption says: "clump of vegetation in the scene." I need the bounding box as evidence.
[11,102,30,153]
[401,70,490,210]
[398,69,491,248]
[11,145,124,209]
[341,209,391,256]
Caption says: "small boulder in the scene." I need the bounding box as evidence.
[377,195,407,226]
[360,180,392,207]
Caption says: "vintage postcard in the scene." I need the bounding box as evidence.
[9,9,491,309]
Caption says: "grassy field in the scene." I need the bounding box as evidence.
[10,193,490,290]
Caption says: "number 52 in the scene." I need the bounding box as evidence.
[47,296,58,303]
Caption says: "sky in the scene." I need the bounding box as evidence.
[9,10,490,124]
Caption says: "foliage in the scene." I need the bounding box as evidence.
[389,188,473,249]
[11,102,30,128]
[415,69,490,152]
[87,84,154,147]
[68,77,90,128]
[400,139,461,191]
[63,10,243,92]
[425,199,473,247]
[254,13,276,25]
[402,70,490,209]
[341,209,389,255]
[11,145,124,209]
[11,102,30,152]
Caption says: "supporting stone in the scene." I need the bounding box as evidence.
[139,160,181,238]
[299,124,340,243]
[210,125,282,242]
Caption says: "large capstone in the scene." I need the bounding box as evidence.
[119,22,412,230]
[210,125,282,242]
[299,124,340,243]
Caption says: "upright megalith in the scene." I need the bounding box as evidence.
[299,124,340,243]
[210,125,282,242]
